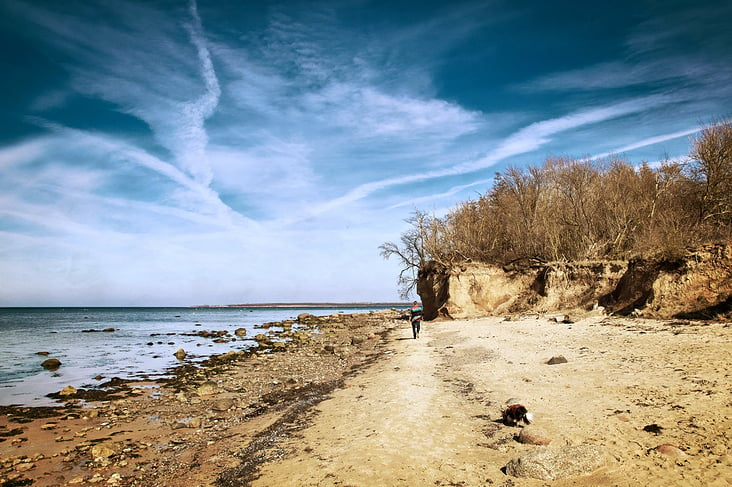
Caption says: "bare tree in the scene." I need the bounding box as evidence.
[688,119,732,232]
[378,210,431,299]
[380,120,731,296]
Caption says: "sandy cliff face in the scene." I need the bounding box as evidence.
[418,244,732,320]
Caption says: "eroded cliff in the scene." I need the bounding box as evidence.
[418,244,732,321]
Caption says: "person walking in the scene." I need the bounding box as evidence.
[410,301,423,339]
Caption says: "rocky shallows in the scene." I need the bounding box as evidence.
[0,309,404,487]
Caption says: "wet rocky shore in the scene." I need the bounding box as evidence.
[0,309,405,487]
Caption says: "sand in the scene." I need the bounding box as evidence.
[2,314,731,486]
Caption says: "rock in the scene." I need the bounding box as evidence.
[643,424,663,435]
[41,358,62,370]
[234,328,247,336]
[547,355,568,365]
[505,444,604,480]
[196,381,220,396]
[91,442,121,459]
[102,327,116,332]
[517,426,551,445]
[59,385,77,396]
[36,351,50,356]
[14,462,34,472]
[211,398,235,411]
[254,334,273,347]
[654,443,686,458]
[174,349,187,360]
[553,315,573,323]
[351,336,365,345]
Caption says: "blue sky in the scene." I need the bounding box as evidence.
[1,0,730,306]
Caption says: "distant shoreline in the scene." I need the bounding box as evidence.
[191,302,410,308]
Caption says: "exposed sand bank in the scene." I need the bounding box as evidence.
[2,314,730,486]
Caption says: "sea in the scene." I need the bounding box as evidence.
[0,305,401,407]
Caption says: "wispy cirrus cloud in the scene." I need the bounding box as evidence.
[10,0,220,186]
[291,94,673,221]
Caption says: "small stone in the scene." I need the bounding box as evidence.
[91,442,120,459]
[174,349,187,360]
[211,398,235,411]
[107,473,123,485]
[41,422,57,430]
[59,385,78,396]
[546,355,568,365]
[15,462,34,472]
[234,328,247,336]
[196,381,220,396]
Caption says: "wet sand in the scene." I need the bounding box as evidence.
[1,313,731,486]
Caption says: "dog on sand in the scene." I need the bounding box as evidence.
[502,403,533,426]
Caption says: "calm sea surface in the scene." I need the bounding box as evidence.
[0,306,397,407]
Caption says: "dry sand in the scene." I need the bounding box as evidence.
[252,316,732,486]
[2,314,731,486]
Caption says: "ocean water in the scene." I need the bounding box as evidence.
[0,306,397,407]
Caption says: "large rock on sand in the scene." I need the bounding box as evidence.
[517,426,551,445]
[505,444,604,480]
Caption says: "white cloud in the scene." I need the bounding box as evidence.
[590,127,701,160]
[0,137,49,169]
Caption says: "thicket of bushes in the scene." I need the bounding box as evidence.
[381,120,732,298]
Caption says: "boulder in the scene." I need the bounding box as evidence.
[505,444,604,480]
[41,358,62,370]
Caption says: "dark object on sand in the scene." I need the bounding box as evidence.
[643,423,663,435]
[503,403,533,426]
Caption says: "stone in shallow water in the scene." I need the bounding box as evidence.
[505,444,604,480]
[41,358,62,370]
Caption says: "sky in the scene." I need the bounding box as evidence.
[0,0,730,306]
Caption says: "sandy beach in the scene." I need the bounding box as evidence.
[1,312,730,486]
